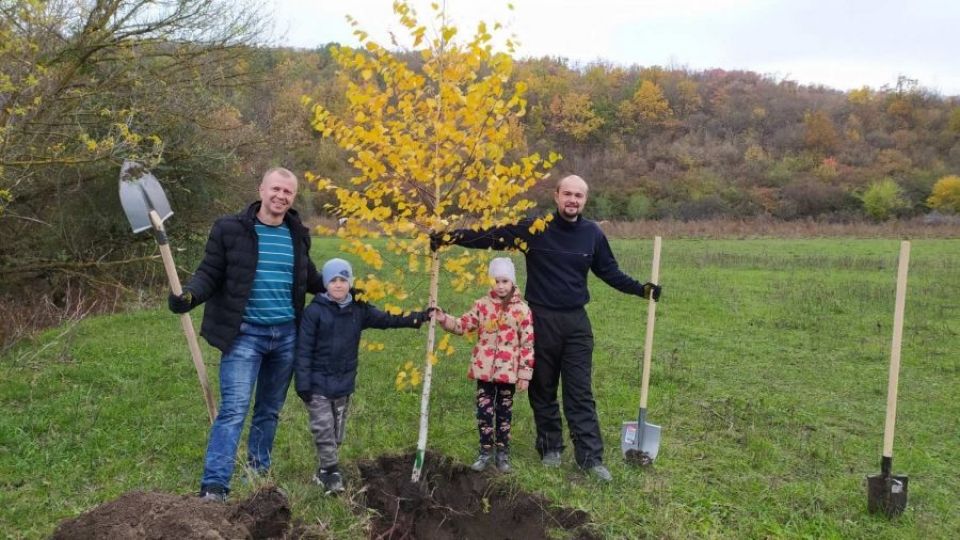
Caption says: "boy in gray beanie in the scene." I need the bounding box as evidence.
[294,257,431,493]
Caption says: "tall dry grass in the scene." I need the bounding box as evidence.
[597,216,960,239]
[307,215,960,239]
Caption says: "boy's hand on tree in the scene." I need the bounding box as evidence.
[641,282,662,302]
[297,391,313,403]
[411,310,433,327]
[429,232,444,252]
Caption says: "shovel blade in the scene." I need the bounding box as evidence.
[621,420,661,466]
[867,473,908,517]
[119,160,173,233]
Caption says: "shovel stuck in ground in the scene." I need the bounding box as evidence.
[621,236,662,466]
[867,240,911,517]
[119,161,217,424]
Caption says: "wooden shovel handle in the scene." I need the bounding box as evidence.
[639,236,662,409]
[883,241,910,458]
[149,211,218,425]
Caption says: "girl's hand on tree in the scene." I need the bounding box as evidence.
[517,379,529,392]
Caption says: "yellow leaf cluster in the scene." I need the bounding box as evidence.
[395,360,423,391]
[349,239,383,269]
[308,0,560,394]
[360,339,385,352]
[437,333,455,356]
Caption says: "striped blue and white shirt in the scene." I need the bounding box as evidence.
[244,221,295,325]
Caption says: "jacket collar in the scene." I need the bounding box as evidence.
[312,293,354,310]
[552,210,582,231]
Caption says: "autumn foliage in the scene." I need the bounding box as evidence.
[927,175,960,214]
[306,1,557,324]
[306,0,560,481]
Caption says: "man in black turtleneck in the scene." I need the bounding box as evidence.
[435,174,661,482]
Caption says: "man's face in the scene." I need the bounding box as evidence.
[493,277,514,300]
[327,277,350,302]
[259,172,298,218]
[554,176,588,221]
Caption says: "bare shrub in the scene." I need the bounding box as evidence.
[0,282,126,352]
[776,178,853,218]
[599,216,960,239]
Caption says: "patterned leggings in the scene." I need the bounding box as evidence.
[476,380,516,449]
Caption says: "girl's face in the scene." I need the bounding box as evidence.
[493,277,514,299]
[327,276,350,301]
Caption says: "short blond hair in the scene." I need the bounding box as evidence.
[261,167,296,184]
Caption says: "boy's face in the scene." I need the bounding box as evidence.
[493,277,514,299]
[327,276,350,301]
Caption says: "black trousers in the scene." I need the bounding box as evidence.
[476,380,516,449]
[528,305,602,467]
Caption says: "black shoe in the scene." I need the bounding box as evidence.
[313,467,345,495]
[584,464,613,482]
[470,448,494,472]
[541,450,562,468]
[495,448,511,473]
[198,484,227,503]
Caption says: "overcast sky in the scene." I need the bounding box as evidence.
[269,0,960,96]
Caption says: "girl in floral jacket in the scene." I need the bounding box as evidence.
[436,257,535,473]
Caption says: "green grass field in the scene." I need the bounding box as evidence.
[2,238,959,539]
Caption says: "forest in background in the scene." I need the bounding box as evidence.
[2,0,960,344]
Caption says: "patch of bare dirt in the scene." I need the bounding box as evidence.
[358,452,598,540]
[52,452,598,539]
[51,486,291,540]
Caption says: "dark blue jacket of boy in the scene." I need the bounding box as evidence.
[295,295,427,399]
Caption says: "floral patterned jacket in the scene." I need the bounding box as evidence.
[452,288,535,384]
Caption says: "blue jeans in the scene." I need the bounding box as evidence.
[200,321,296,492]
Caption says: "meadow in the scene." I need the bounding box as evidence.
[2,237,958,539]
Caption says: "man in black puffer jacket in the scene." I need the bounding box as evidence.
[168,167,324,501]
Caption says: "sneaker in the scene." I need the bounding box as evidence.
[198,484,228,503]
[313,468,345,495]
[541,450,562,468]
[495,448,511,473]
[585,464,613,482]
[470,448,494,472]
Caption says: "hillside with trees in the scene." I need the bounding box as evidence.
[2,2,959,342]
[509,60,960,221]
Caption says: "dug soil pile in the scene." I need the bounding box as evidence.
[358,452,598,539]
[51,486,291,539]
[52,452,596,539]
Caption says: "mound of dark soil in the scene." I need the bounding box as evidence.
[51,486,291,540]
[358,452,597,539]
[53,453,596,539]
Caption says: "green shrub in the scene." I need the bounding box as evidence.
[625,192,652,219]
[860,178,907,220]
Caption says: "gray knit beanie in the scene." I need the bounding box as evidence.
[322,258,354,286]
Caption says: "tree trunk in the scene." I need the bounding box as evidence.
[411,250,441,482]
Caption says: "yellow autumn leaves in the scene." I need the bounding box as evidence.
[395,334,456,391]
[308,1,558,390]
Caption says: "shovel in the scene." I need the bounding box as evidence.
[621,236,662,466]
[867,240,911,517]
[119,160,217,424]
